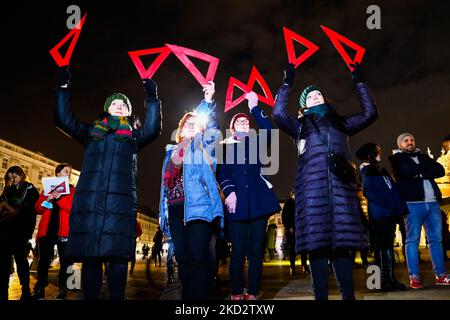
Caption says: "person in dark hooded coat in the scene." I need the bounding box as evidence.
[54,66,162,300]
[273,63,378,300]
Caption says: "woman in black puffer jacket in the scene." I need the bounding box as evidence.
[273,63,378,300]
[54,67,162,300]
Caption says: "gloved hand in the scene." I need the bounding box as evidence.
[143,78,158,99]
[283,63,296,87]
[225,192,237,214]
[56,66,71,88]
[350,62,364,85]
[245,91,258,111]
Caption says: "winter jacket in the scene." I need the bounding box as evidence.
[360,163,408,221]
[159,99,223,236]
[35,185,76,239]
[389,150,445,202]
[54,87,161,261]
[0,182,39,240]
[273,83,378,253]
[217,106,280,222]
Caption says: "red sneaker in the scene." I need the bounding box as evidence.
[435,273,450,286]
[231,294,244,300]
[243,293,257,300]
[409,275,423,289]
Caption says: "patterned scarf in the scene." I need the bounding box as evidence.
[90,115,133,142]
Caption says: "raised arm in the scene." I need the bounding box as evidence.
[272,64,301,139]
[54,67,91,146]
[342,63,379,136]
[135,79,162,152]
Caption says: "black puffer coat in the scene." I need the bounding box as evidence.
[55,88,161,261]
[273,83,378,253]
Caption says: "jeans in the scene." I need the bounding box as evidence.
[169,204,214,300]
[309,249,355,300]
[228,217,267,296]
[36,237,71,289]
[404,201,446,277]
[81,259,128,300]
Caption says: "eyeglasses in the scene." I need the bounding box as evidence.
[235,119,249,125]
[184,122,195,129]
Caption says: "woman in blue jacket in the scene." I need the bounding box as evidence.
[54,67,162,300]
[356,143,407,291]
[159,81,223,300]
[218,92,280,300]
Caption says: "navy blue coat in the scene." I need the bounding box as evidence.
[273,83,378,253]
[54,88,161,261]
[217,106,280,221]
[389,151,445,202]
[360,163,408,221]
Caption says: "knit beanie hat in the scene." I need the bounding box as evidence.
[356,143,380,161]
[299,85,322,108]
[397,133,414,149]
[104,93,132,114]
[230,113,251,133]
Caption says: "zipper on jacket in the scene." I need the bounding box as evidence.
[326,121,336,249]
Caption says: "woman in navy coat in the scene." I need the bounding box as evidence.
[273,63,378,300]
[218,92,280,300]
[356,143,407,291]
[54,67,161,300]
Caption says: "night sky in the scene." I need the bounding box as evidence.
[2,0,450,211]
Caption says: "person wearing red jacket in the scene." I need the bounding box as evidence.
[33,163,75,300]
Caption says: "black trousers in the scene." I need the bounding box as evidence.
[309,248,355,300]
[228,217,267,296]
[372,217,397,250]
[35,237,70,289]
[169,204,214,300]
[286,231,308,269]
[0,235,30,300]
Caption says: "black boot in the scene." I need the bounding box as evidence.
[32,285,45,300]
[386,248,406,291]
[377,249,392,291]
[20,285,32,301]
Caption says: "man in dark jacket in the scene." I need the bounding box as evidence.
[389,133,449,289]
[273,62,378,300]
[54,66,162,300]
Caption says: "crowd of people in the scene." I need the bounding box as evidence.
[0,62,449,301]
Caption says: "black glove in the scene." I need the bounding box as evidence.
[283,63,296,87]
[350,62,364,85]
[143,78,158,99]
[56,66,71,87]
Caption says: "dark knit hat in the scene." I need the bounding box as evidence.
[104,93,132,114]
[356,143,380,161]
[299,85,322,108]
[230,113,251,133]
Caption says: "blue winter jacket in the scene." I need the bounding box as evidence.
[159,99,224,237]
[360,163,408,221]
[217,106,281,221]
[273,83,378,253]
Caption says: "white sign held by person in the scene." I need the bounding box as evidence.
[42,176,70,196]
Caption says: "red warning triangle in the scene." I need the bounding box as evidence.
[49,13,87,67]
[282,27,319,68]
[246,66,275,107]
[165,44,219,86]
[320,25,366,72]
[224,77,251,113]
[128,46,171,79]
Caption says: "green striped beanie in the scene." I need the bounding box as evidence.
[299,85,322,108]
[104,93,132,114]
